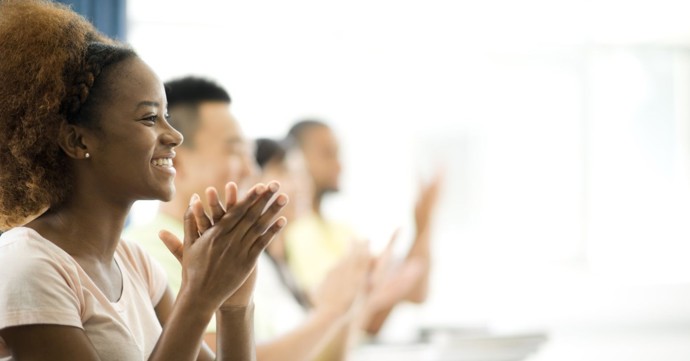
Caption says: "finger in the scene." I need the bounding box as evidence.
[351,242,373,293]
[421,170,444,205]
[240,181,281,222]
[237,193,288,246]
[382,228,401,256]
[214,182,269,233]
[382,230,400,260]
[159,230,184,263]
[205,186,225,224]
[248,217,287,258]
[371,232,399,287]
[183,195,201,248]
[224,182,238,210]
[217,181,281,237]
[191,194,213,234]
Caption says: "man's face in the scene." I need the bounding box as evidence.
[176,102,254,195]
[300,126,341,194]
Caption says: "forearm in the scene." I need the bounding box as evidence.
[256,309,347,361]
[405,229,432,303]
[312,323,352,361]
[362,306,394,336]
[216,304,256,361]
[405,258,430,303]
[149,296,214,361]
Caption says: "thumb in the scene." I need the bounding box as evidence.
[159,230,184,264]
[371,229,400,282]
[183,194,201,249]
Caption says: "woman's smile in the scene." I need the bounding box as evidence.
[151,154,176,175]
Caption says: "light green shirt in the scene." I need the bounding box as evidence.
[284,212,357,292]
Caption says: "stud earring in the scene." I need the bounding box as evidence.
[85,152,90,159]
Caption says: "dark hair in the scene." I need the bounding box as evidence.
[255,138,287,169]
[65,42,136,129]
[0,0,135,229]
[164,76,231,147]
[286,119,329,149]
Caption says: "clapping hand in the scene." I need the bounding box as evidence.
[159,181,289,310]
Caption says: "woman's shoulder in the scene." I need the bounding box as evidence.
[0,227,82,300]
[0,226,75,264]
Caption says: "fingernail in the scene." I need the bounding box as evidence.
[255,184,266,194]
[269,182,279,192]
[276,217,287,227]
[276,195,288,206]
[190,193,200,205]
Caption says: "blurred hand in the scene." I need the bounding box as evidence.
[364,231,425,313]
[414,169,445,235]
[310,240,371,319]
[159,181,288,311]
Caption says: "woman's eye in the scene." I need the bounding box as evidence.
[142,115,158,124]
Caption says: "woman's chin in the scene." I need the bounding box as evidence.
[156,185,176,202]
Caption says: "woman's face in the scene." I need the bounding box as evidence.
[82,56,183,203]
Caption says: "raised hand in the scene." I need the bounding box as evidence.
[310,240,371,320]
[414,169,444,235]
[364,231,425,313]
[159,181,288,312]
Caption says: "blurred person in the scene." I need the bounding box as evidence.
[254,138,313,275]
[0,1,285,360]
[284,119,443,335]
[253,137,408,354]
[127,77,371,361]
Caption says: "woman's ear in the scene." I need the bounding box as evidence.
[57,122,92,160]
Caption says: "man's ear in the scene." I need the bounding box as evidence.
[57,122,92,159]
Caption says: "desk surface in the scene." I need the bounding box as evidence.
[527,328,690,361]
[350,328,690,361]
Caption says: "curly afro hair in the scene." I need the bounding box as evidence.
[0,0,136,229]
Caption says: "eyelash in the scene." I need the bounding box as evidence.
[142,114,171,124]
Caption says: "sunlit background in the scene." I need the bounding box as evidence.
[67,0,690,359]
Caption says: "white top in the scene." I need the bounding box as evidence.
[254,252,307,343]
[0,227,168,361]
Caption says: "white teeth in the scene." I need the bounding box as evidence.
[152,158,173,167]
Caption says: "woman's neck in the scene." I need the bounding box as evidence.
[26,193,131,264]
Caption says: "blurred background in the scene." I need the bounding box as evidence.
[62,0,690,359]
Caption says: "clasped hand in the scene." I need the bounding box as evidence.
[159,181,289,311]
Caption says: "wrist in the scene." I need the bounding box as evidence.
[313,304,351,326]
[220,293,254,309]
[219,301,254,313]
[216,303,255,339]
[177,287,219,318]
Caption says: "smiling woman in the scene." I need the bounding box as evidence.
[0,1,287,360]
[74,56,183,203]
